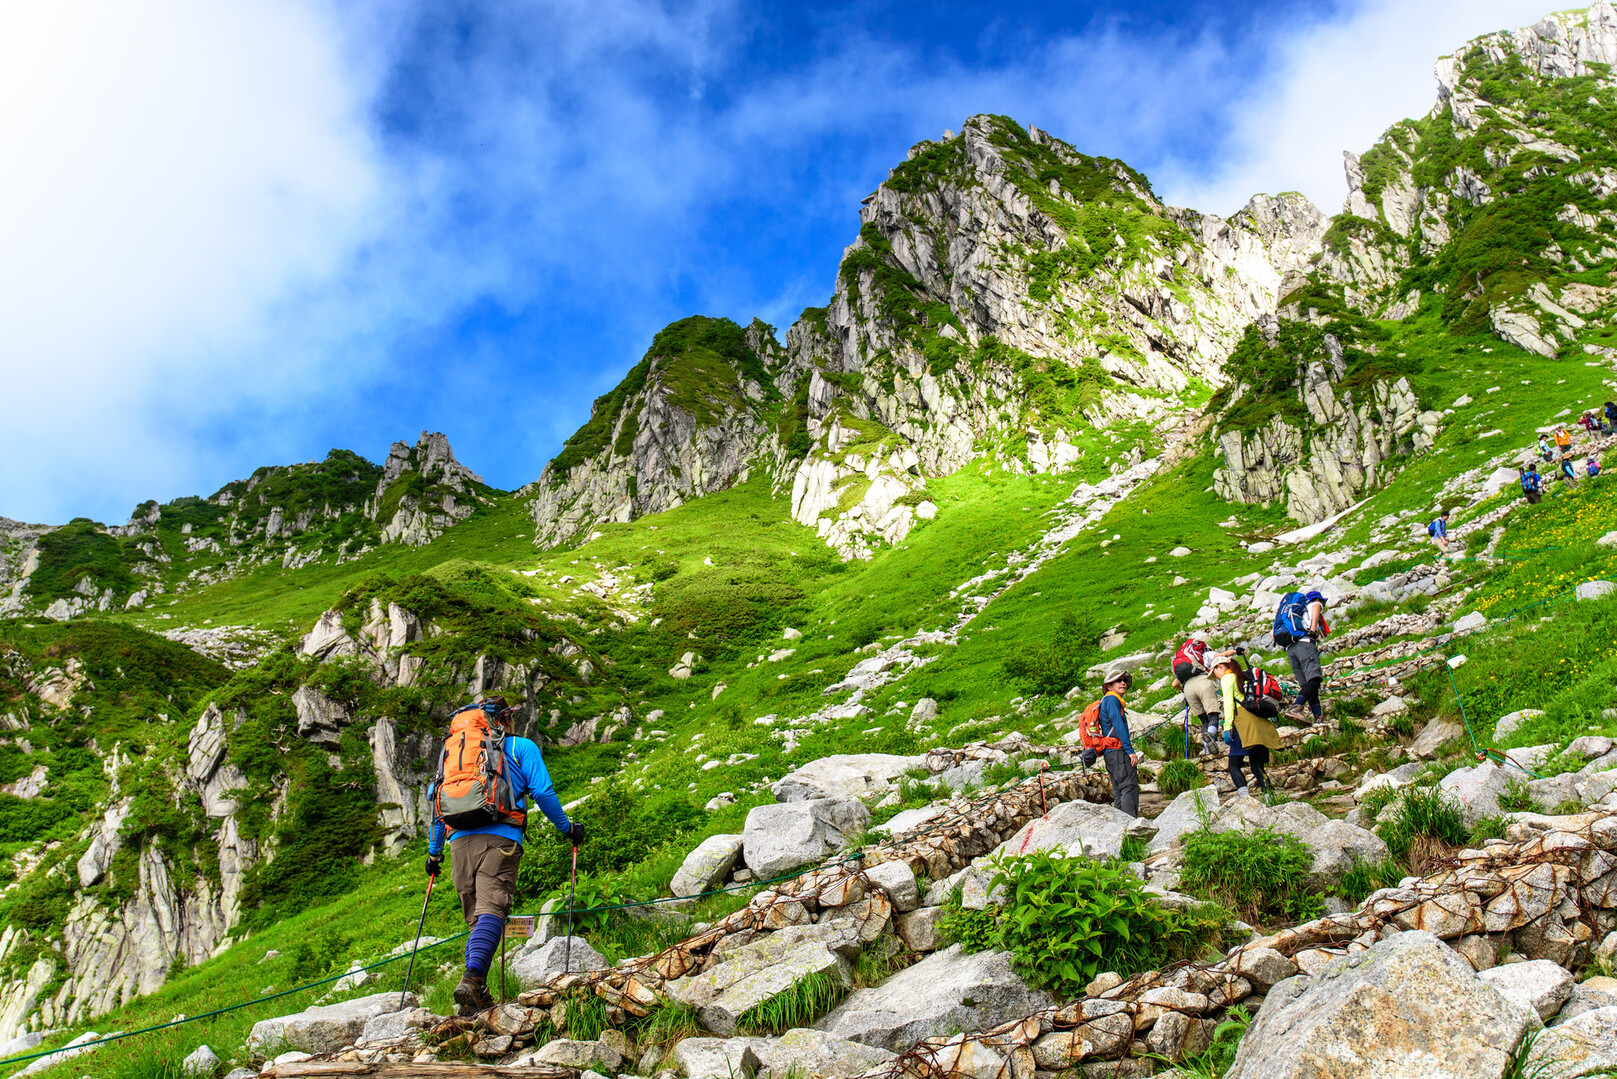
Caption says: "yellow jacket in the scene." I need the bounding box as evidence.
[1220,671,1281,752]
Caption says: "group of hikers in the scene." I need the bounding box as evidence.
[1523,410,1611,502]
[1082,590,1330,815]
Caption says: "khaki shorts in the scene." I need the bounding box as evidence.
[1181,673,1220,716]
[449,833,523,924]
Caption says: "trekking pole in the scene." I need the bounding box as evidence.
[400,871,436,1011]
[564,844,578,975]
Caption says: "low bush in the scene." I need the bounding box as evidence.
[1157,759,1205,798]
[1002,611,1103,698]
[1179,828,1323,925]
[1336,856,1404,906]
[1498,778,1536,813]
[736,970,848,1033]
[941,851,1228,997]
[1378,785,1470,872]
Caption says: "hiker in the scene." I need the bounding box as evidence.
[1561,455,1580,487]
[1522,464,1543,504]
[1096,670,1139,817]
[1590,457,1604,478]
[1539,434,1556,462]
[1211,655,1281,795]
[1605,401,1617,432]
[1556,426,1574,457]
[1171,635,1231,756]
[1427,510,1451,553]
[1273,590,1328,723]
[426,696,584,1015]
[1582,411,1600,435]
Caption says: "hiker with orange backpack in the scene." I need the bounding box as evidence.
[426,696,584,1015]
[1079,670,1139,816]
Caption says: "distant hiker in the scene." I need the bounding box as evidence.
[427,696,584,1015]
[1211,655,1281,795]
[1273,590,1328,723]
[1427,510,1451,553]
[1590,457,1603,478]
[1522,464,1543,504]
[1095,670,1139,817]
[1561,455,1580,487]
[1556,426,1574,457]
[1171,635,1231,757]
[1605,401,1617,431]
[1539,434,1556,462]
[1581,411,1600,434]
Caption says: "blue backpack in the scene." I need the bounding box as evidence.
[1272,592,1310,646]
[1427,519,1440,536]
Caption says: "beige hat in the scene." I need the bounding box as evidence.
[1102,670,1134,688]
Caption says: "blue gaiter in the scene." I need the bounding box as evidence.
[464,913,505,975]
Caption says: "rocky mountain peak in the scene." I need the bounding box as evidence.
[369,431,495,547]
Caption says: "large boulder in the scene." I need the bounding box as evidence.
[1478,959,1575,1021]
[815,945,1052,1052]
[1305,820,1390,887]
[667,924,853,1036]
[509,935,607,985]
[744,798,870,879]
[1530,1005,1617,1075]
[672,834,745,897]
[1147,787,1220,853]
[749,1028,898,1079]
[672,1037,763,1079]
[991,799,1146,861]
[771,755,924,803]
[1225,931,1535,1079]
[247,992,417,1056]
[1439,763,1514,825]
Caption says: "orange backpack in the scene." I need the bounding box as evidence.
[433,703,527,835]
[1078,694,1124,752]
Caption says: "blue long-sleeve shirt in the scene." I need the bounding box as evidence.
[428,735,570,855]
[1098,693,1133,754]
[1429,517,1447,538]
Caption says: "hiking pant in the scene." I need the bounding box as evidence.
[1525,489,1542,504]
[450,833,523,924]
[1103,749,1139,818]
[1229,745,1270,791]
[1286,639,1324,720]
[1179,671,1219,717]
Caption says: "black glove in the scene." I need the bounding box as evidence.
[426,855,442,878]
[566,822,586,846]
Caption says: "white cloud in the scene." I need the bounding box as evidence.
[1160,0,1561,216]
[0,0,382,521]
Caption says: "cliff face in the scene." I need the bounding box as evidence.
[530,116,1329,557]
[526,318,796,549]
[1211,4,1617,522]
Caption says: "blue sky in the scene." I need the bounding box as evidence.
[0,0,1558,523]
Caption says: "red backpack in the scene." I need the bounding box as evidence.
[1172,638,1208,671]
[1077,693,1124,751]
[433,703,527,835]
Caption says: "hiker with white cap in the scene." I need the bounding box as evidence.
[1096,669,1139,817]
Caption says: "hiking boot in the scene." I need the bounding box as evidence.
[453,972,493,1016]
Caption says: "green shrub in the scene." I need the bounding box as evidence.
[1001,611,1103,698]
[1498,778,1535,813]
[1179,828,1323,925]
[1469,814,1512,844]
[1158,759,1205,798]
[1120,834,1150,863]
[944,851,1228,997]
[736,970,848,1034]
[1358,784,1401,821]
[1337,856,1404,906]
[1378,785,1470,872]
